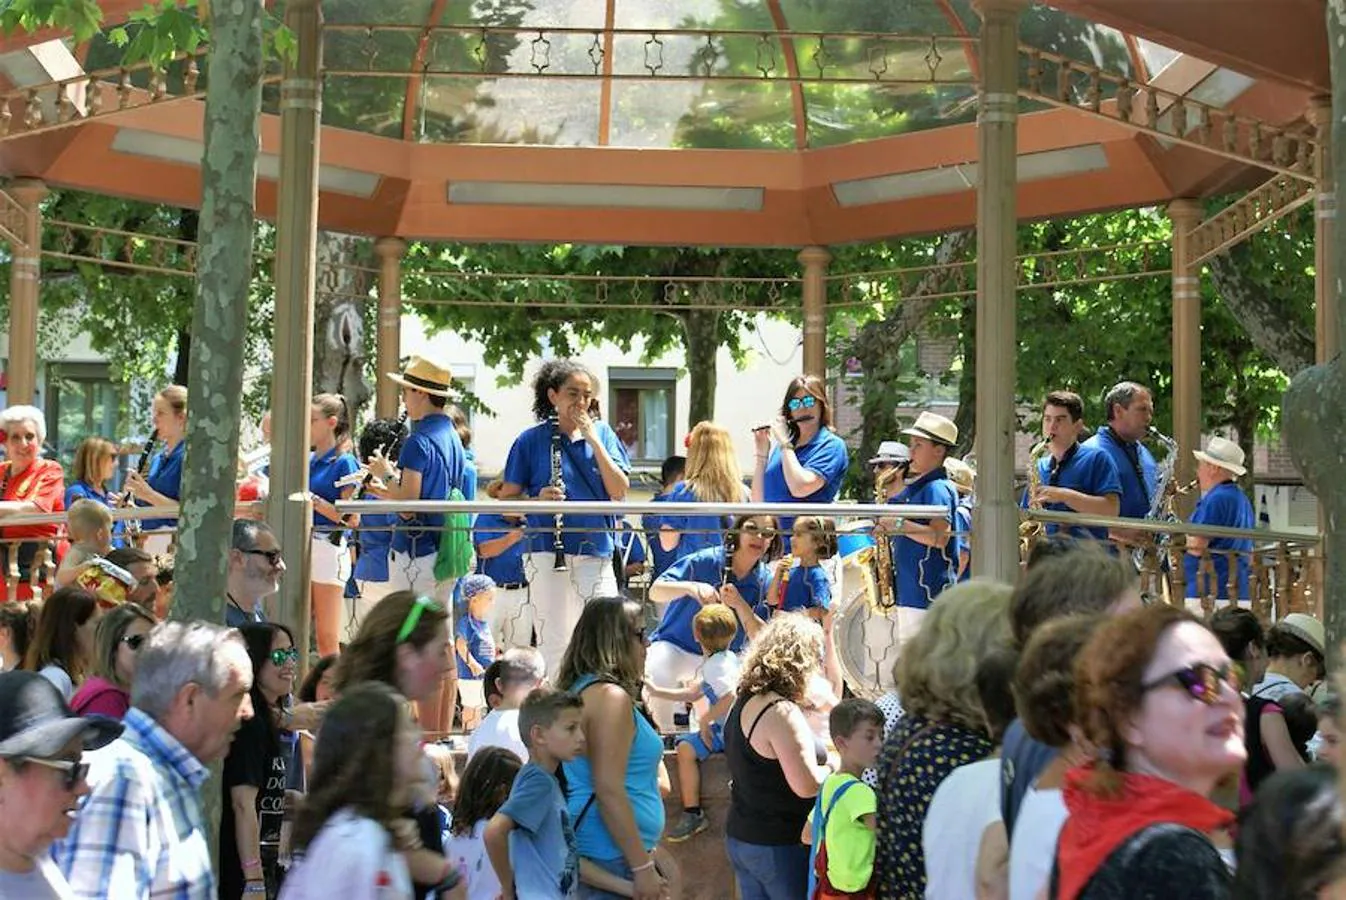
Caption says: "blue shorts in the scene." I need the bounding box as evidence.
[677,723,723,761]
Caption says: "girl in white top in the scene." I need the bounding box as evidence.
[281,683,439,900]
[446,746,524,900]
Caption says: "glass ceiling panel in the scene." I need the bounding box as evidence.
[325,0,435,26]
[779,0,966,37]
[662,81,797,150]
[805,82,978,148]
[614,0,774,31]
[1136,38,1182,79]
[420,77,600,145]
[439,0,607,30]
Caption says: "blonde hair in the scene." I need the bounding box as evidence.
[896,580,1014,731]
[684,422,746,504]
[72,437,117,487]
[693,604,738,654]
[67,498,113,542]
[156,385,188,416]
[736,613,822,700]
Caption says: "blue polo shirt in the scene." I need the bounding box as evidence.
[474,513,527,586]
[461,449,478,502]
[955,499,973,583]
[392,413,465,558]
[503,420,630,559]
[456,614,496,680]
[137,440,184,532]
[642,491,679,578]
[617,523,647,567]
[650,546,770,654]
[658,481,732,563]
[776,562,831,614]
[889,468,959,610]
[761,427,849,540]
[309,446,360,533]
[353,513,395,583]
[1019,443,1122,542]
[1185,481,1255,600]
[1083,426,1158,520]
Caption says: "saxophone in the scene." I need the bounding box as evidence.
[1019,440,1050,554]
[1133,426,1185,571]
[872,479,897,610]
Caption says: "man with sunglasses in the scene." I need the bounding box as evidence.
[0,670,122,897]
[226,519,286,629]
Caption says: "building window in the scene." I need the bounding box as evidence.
[608,367,675,465]
[43,362,123,470]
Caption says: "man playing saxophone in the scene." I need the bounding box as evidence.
[1021,390,1122,542]
[1083,381,1158,546]
[876,411,960,638]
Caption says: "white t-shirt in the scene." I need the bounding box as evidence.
[467,708,529,764]
[1008,786,1070,900]
[700,651,741,721]
[38,665,73,702]
[922,758,1001,900]
[446,818,500,900]
[279,809,412,900]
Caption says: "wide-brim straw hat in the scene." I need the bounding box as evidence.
[1278,613,1326,659]
[1192,435,1247,477]
[386,355,453,398]
[944,457,976,493]
[901,411,958,448]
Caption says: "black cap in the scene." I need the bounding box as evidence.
[0,671,122,759]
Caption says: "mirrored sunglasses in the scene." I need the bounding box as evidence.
[1142,662,1238,705]
[269,647,300,667]
[787,395,817,411]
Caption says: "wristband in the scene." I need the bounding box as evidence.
[243,885,266,896]
[241,859,262,872]
[631,859,657,874]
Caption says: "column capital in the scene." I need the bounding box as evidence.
[973,0,1029,17]
[797,245,832,270]
[9,177,46,204]
[374,236,407,260]
[1167,197,1202,228]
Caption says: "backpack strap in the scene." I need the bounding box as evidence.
[814,777,860,848]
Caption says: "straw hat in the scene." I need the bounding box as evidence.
[944,457,976,494]
[386,355,453,398]
[868,440,910,466]
[1277,613,1325,659]
[1192,435,1246,478]
[901,411,958,448]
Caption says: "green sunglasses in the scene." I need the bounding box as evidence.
[269,647,300,666]
[396,595,443,644]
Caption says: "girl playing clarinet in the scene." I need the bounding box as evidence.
[123,385,187,558]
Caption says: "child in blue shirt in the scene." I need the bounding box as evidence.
[457,574,498,730]
[769,515,836,619]
[645,604,741,843]
[484,688,633,899]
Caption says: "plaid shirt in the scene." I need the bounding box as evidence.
[52,708,215,900]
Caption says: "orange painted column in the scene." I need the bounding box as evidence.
[6,179,46,406]
[798,245,831,380]
[1311,97,1337,364]
[1169,198,1202,519]
[374,236,406,419]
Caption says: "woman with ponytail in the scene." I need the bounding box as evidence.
[309,393,361,657]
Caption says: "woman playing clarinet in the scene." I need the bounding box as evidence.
[123,385,187,558]
[498,359,630,679]
[0,406,67,601]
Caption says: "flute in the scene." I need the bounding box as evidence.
[549,415,567,572]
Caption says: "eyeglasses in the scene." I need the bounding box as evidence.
[242,548,284,567]
[396,595,443,644]
[120,634,146,651]
[17,756,89,790]
[269,647,300,667]
[1141,662,1239,705]
[739,522,775,538]
[787,395,817,411]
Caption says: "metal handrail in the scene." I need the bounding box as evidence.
[333,499,947,518]
[1022,508,1320,547]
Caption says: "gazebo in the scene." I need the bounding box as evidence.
[0,0,1333,637]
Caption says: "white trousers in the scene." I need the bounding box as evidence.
[489,585,534,654]
[388,551,457,605]
[524,552,618,682]
[644,641,704,732]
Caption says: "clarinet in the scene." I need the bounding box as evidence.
[124,429,158,543]
[721,524,735,588]
[344,411,407,527]
[549,415,567,572]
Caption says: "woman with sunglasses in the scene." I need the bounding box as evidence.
[69,604,156,720]
[0,669,123,897]
[645,514,778,731]
[750,376,848,547]
[1051,604,1243,900]
[222,623,300,900]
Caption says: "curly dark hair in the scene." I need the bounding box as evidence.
[292,681,406,852]
[358,417,407,465]
[530,359,599,422]
[450,746,523,837]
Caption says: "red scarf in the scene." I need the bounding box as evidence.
[1055,764,1233,900]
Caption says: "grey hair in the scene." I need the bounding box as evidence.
[131,621,247,720]
[500,647,547,684]
[1103,382,1151,422]
[0,405,46,445]
[232,518,274,552]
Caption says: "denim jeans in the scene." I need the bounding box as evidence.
[576,855,632,900]
[725,836,810,900]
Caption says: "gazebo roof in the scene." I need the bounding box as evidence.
[0,0,1325,246]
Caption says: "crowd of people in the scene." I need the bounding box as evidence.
[0,355,1327,900]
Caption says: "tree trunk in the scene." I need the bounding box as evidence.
[1283,0,1346,666]
[173,1,263,622]
[680,306,720,427]
[313,230,372,417]
[952,295,977,458]
[171,209,201,386]
[1208,248,1315,375]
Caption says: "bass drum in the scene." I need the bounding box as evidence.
[833,545,902,699]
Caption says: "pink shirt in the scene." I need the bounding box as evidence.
[70,675,131,719]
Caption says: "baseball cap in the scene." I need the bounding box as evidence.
[0,671,122,759]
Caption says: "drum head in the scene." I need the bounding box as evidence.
[833,551,901,699]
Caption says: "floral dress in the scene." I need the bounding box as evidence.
[874,713,992,899]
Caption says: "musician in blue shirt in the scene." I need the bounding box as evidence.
[1021,391,1122,543]
[645,514,776,730]
[944,457,976,582]
[349,417,404,644]
[475,479,532,651]
[366,356,466,603]
[1185,437,1255,603]
[880,411,960,636]
[1083,381,1160,546]
[751,375,849,548]
[498,359,631,680]
[643,455,686,579]
[123,385,188,559]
